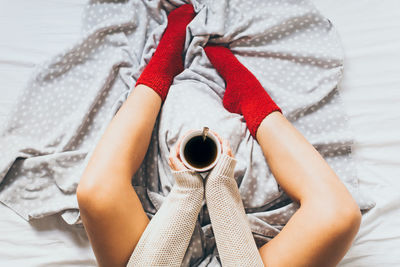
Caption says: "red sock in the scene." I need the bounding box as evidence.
[204,45,282,138]
[135,5,195,101]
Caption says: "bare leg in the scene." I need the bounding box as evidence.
[203,44,361,266]
[77,85,161,267]
[77,3,195,265]
[257,112,361,267]
[203,43,361,266]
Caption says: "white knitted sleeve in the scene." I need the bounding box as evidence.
[127,170,204,267]
[205,154,264,267]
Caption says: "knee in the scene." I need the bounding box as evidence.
[320,198,362,242]
[335,202,362,238]
[76,177,115,218]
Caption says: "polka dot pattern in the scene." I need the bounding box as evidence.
[0,0,373,265]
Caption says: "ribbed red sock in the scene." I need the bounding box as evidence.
[135,5,195,101]
[204,45,282,138]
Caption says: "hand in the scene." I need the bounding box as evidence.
[168,130,194,171]
[206,131,237,181]
[210,130,234,158]
[169,129,234,171]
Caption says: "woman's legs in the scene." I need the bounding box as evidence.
[77,85,161,267]
[77,5,196,266]
[205,45,361,266]
[257,112,361,267]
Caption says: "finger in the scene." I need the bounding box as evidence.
[168,145,175,164]
[223,139,234,157]
[172,139,189,171]
[168,156,177,171]
[177,141,181,157]
[169,152,183,171]
[170,158,178,171]
[171,154,187,171]
[169,143,181,171]
[175,141,181,158]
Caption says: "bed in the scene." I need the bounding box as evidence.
[0,0,399,266]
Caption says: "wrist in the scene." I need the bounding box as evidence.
[172,170,204,189]
[210,154,237,179]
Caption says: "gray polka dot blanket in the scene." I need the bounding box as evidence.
[0,0,373,265]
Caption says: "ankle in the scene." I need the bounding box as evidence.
[135,5,195,101]
[255,111,284,141]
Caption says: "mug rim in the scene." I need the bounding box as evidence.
[179,129,221,172]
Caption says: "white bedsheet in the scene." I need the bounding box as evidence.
[0,0,399,266]
[313,1,400,265]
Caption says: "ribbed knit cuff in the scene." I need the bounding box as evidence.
[244,102,282,138]
[172,170,204,188]
[210,154,237,178]
[135,74,173,101]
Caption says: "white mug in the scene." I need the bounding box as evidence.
[179,128,222,172]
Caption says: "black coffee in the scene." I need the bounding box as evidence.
[184,136,217,169]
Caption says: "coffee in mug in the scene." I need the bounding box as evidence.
[180,128,221,172]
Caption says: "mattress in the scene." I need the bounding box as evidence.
[0,0,399,266]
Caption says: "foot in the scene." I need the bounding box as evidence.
[135,4,196,101]
[204,44,281,137]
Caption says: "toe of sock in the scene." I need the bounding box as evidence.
[168,4,195,23]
